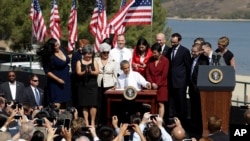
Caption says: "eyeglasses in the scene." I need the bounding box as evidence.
[8,75,15,77]
[32,80,39,82]
[102,51,109,54]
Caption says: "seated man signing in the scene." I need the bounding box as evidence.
[117,60,151,90]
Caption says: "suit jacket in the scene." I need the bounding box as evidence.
[166,45,192,88]
[0,81,25,102]
[190,54,209,84]
[209,131,229,141]
[161,45,170,58]
[22,86,44,107]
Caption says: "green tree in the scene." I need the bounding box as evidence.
[0,0,170,51]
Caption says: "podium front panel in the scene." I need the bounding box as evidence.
[197,66,235,91]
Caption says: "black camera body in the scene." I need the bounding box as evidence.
[36,118,45,126]
[14,114,22,119]
[66,107,75,113]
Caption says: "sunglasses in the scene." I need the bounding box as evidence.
[102,51,109,54]
[32,80,39,82]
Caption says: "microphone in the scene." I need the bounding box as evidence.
[212,54,216,66]
[216,54,221,66]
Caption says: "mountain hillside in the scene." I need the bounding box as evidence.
[161,0,250,19]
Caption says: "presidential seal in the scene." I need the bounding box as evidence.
[208,68,223,84]
[123,86,137,100]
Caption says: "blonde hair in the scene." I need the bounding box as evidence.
[218,36,229,47]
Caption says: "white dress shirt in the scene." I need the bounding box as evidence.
[109,47,132,74]
[117,70,149,90]
[9,82,16,100]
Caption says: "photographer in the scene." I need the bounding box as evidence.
[171,117,197,141]
[0,101,28,137]
[133,112,172,141]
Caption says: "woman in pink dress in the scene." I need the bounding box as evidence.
[146,43,169,118]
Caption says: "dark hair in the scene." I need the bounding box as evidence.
[171,33,182,41]
[146,124,162,141]
[135,37,150,56]
[31,130,45,141]
[102,38,112,45]
[98,126,115,141]
[201,42,212,48]
[151,43,162,53]
[102,38,113,49]
[28,74,38,81]
[37,38,57,68]
[120,60,130,68]
[130,114,141,125]
[194,37,205,44]
[208,115,222,133]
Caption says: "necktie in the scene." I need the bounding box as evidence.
[120,50,123,62]
[171,48,176,60]
[35,88,40,106]
[124,76,128,89]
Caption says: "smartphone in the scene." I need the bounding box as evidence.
[168,117,175,124]
[127,124,134,130]
[150,114,159,120]
[36,119,45,126]
[64,119,71,130]
[183,139,193,141]
[14,115,22,119]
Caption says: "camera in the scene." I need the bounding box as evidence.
[36,118,45,126]
[150,114,159,120]
[168,117,175,124]
[81,127,90,132]
[66,107,75,113]
[14,114,22,119]
[11,102,22,109]
[127,124,135,131]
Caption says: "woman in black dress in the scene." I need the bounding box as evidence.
[216,36,235,69]
[76,45,99,126]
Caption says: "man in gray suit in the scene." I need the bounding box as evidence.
[22,74,44,109]
[0,71,25,103]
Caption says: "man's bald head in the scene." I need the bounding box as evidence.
[171,126,186,141]
[156,33,166,47]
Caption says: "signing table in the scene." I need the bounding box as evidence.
[105,89,157,122]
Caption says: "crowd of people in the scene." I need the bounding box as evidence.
[0,32,236,140]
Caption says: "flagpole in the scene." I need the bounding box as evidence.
[150,0,154,45]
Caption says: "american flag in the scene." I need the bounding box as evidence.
[111,0,127,47]
[67,0,77,52]
[124,0,152,25]
[106,0,135,47]
[30,0,47,43]
[89,0,108,52]
[50,0,61,43]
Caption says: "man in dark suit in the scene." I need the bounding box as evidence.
[166,33,192,129]
[22,74,44,109]
[156,32,170,57]
[188,43,209,134]
[0,71,25,103]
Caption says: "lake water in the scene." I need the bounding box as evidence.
[166,18,250,75]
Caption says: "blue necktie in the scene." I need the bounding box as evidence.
[35,88,40,106]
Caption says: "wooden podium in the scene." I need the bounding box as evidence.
[105,89,157,124]
[197,66,235,136]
